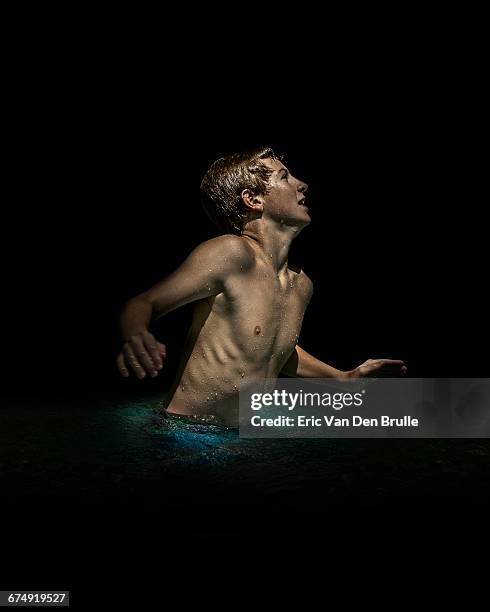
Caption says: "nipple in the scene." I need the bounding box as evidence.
[254,325,261,335]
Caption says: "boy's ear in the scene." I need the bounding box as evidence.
[241,189,264,211]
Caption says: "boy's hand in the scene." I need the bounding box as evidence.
[350,358,407,378]
[116,331,166,379]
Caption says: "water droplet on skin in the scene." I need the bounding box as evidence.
[240,371,245,378]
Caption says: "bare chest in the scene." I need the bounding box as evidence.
[212,270,308,360]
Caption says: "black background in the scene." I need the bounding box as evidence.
[5,86,487,397]
[2,24,489,605]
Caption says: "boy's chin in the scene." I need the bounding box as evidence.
[297,209,311,226]
[297,204,311,217]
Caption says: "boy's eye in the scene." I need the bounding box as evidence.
[282,172,289,180]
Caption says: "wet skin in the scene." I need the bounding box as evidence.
[117,158,406,425]
[165,236,314,425]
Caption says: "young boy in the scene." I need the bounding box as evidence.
[116,147,406,425]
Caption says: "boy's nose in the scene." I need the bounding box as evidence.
[298,181,308,194]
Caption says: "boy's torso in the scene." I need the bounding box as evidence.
[165,253,312,425]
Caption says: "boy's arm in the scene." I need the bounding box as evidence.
[117,236,252,379]
[281,345,348,378]
[281,345,406,378]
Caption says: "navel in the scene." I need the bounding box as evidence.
[254,325,261,335]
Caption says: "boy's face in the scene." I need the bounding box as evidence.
[260,157,310,227]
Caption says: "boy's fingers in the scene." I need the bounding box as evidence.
[138,350,158,377]
[374,359,405,367]
[116,353,129,377]
[130,338,158,377]
[124,344,146,379]
[158,343,166,358]
[144,337,164,369]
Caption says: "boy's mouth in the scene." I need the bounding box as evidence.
[298,197,308,209]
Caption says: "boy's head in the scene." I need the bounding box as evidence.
[200,147,309,235]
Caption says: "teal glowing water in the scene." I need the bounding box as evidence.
[2,394,490,510]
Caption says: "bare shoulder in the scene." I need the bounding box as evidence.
[191,234,255,272]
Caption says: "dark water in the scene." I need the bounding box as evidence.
[2,393,490,594]
[3,393,490,518]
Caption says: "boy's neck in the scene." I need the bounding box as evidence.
[240,219,301,274]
